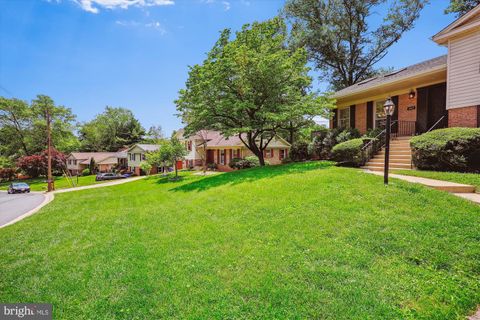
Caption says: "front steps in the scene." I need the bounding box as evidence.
[362,137,413,171]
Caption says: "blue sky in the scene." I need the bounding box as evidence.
[0,0,456,135]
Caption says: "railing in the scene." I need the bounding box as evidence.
[427,115,447,133]
[361,120,396,165]
[392,120,416,137]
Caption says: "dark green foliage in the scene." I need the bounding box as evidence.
[310,128,361,159]
[411,128,480,172]
[363,127,384,138]
[445,0,480,17]
[332,138,366,167]
[229,156,261,169]
[284,0,427,90]
[289,141,311,161]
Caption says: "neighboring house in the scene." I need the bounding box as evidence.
[66,151,127,175]
[331,4,480,134]
[175,129,291,172]
[126,144,160,176]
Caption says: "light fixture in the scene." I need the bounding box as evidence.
[383,98,395,117]
[409,90,416,99]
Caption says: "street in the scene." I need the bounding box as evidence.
[0,192,46,227]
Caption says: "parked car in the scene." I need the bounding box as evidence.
[95,173,126,181]
[7,182,31,194]
[121,172,134,178]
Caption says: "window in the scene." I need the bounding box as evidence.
[73,160,77,165]
[338,107,350,128]
[236,149,241,158]
[220,149,225,165]
[187,141,192,151]
[141,154,146,161]
[279,149,285,160]
[375,100,386,128]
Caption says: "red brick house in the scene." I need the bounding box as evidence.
[331,4,480,133]
[175,129,291,172]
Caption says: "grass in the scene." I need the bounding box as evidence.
[1,162,479,319]
[394,170,480,190]
[0,175,107,191]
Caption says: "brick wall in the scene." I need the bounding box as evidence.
[448,106,480,127]
[355,103,367,134]
[398,93,417,122]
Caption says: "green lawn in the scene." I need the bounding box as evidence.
[1,162,479,319]
[0,175,105,191]
[394,170,480,190]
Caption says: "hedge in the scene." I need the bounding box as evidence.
[332,138,365,167]
[410,128,480,172]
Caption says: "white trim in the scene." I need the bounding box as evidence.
[433,4,480,43]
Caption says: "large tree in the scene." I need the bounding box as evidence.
[176,18,331,166]
[283,0,428,90]
[445,0,479,16]
[0,95,78,158]
[79,107,145,152]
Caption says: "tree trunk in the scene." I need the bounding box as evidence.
[174,159,178,178]
[258,151,265,166]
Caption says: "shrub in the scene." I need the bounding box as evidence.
[139,161,153,175]
[310,128,362,160]
[82,168,91,176]
[0,168,16,182]
[16,150,67,178]
[207,162,217,170]
[363,127,383,139]
[230,156,262,169]
[332,138,366,167]
[289,142,311,161]
[411,128,480,172]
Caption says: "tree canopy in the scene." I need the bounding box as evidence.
[283,0,428,90]
[445,0,480,16]
[176,17,332,165]
[0,95,78,160]
[79,106,145,152]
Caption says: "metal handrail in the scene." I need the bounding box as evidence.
[361,120,397,165]
[426,115,446,133]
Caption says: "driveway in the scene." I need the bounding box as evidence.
[0,192,46,227]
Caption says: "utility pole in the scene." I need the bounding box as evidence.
[46,106,54,192]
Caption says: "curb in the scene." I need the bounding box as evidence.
[0,192,55,229]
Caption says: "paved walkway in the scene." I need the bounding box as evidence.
[366,171,480,204]
[54,176,146,194]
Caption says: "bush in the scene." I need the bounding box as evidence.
[289,142,311,161]
[230,156,262,169]
[332,138,366,167]
[0,168,16,182]
[139,161,152,175]
[411,128,480,172]
[207,162,217,170]
[16,149,67,178]
[310,128,362,160]
[82,168,91,176]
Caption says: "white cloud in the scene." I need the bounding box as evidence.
[221,1,230,11]
[116,19,167,34]
[74,0,174,14]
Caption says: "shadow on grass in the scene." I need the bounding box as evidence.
[170,161,334,193]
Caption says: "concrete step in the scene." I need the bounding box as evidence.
[378,151,412,156]
[388,147,412,151]
[362,166,412,171]
[365,162,412,169]
[369,158,411,165]
[372,155,412,161]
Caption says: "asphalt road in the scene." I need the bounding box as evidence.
[0,192,46,227]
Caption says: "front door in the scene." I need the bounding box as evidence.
[416,82,447,133]
[206,150,214,164]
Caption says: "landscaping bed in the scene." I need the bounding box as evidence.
[0,162,479,319]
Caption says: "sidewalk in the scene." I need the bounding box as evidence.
[366,171,480,205]
[54,176,147,194]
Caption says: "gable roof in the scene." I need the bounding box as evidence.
[177,129,291,148]
[69,152,124,164]
[433,4,480,45]
[333,55,447,99]
[127,144,160,153]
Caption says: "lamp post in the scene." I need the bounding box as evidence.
[383,98,396,185]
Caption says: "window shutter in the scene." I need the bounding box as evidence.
[332,109,338,129]
[350,105,356,128]
[217,150,220,163]
[392,96,399,122]
[367,101,374,129]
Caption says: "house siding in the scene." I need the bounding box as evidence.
[447,30,480,110]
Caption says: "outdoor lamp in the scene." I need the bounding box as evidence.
[409,90,416,99]
[383,98,395,116]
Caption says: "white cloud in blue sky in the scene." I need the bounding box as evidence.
[74,0,174,14]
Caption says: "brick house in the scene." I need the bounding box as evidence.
[175,129,291,172]
[331,4,480,133]
[66,151,127,175]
